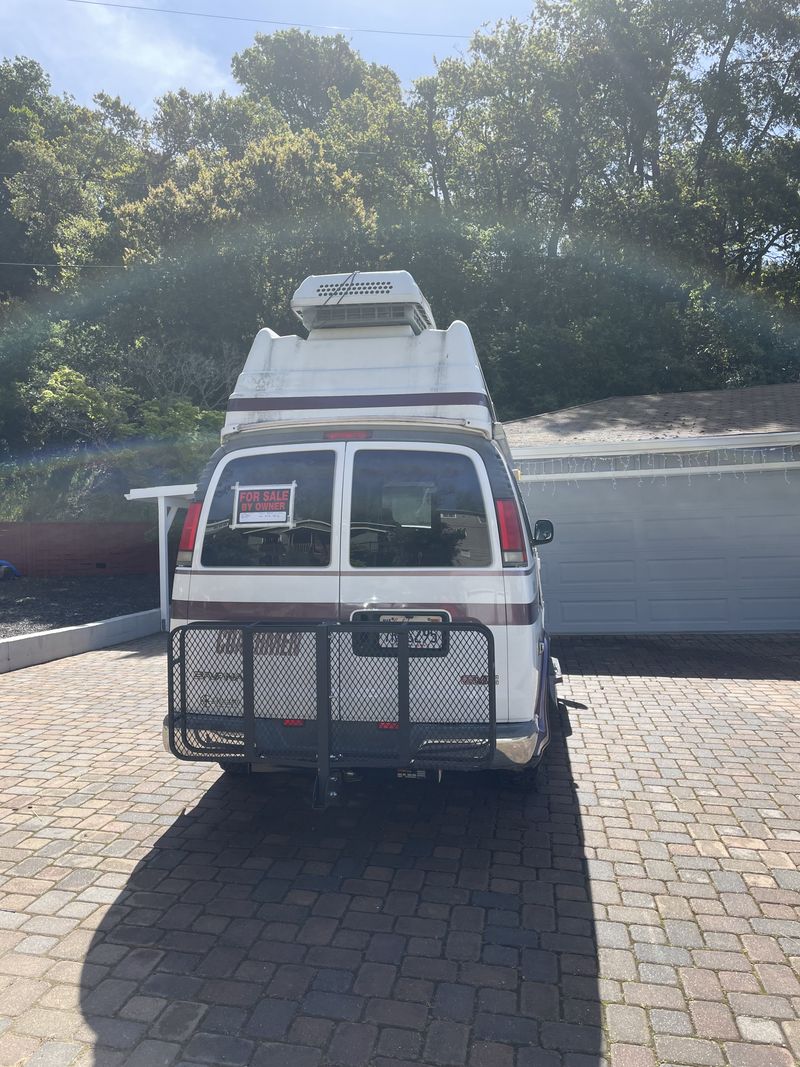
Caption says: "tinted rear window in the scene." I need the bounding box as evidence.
[350,450,491,568]
[201,450,335,568]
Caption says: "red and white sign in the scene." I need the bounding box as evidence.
[233,483,296,526]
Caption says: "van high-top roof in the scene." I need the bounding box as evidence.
[223,270,500,441]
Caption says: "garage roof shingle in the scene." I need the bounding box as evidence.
[504,382,800,448]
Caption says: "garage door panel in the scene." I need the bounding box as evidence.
[553,544,637,564]
[736,555,800,580]
[641,515,725,540]
[640,540,728,561]
[557,561,635,583]
[558,581,639,599]
[640,580,732,599]
[646,558,728,582]
[733,540,800,561]
[648,599,730,623]
[560,600,638,624]
[734,513,798,539]
[737,597,800,622]
[554,516,634,539]
[736,577,800,597]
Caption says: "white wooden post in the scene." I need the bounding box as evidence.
[124,485,197,634]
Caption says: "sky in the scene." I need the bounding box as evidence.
[2,0,535,113]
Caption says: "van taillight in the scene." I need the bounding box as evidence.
[495,498,527,566]
[177,502,201,566]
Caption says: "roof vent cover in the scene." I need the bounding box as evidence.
[291,270,436,335]
[316,279,393,297]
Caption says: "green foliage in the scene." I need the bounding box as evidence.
[151,88,284,159]
[323,68,429,211]
[1,369,223,520]
[232,30,376,130]
[1,4,800,518]
[28,364,222,446]
[32,365,137,443]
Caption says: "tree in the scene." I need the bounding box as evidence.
[232,30,374,131]
[0,57,64,298]
[152,88,284,159]
[323,67,429,212]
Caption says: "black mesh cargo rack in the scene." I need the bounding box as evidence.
[168,621,496,803]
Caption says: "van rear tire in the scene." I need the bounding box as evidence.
[498,761,541,793]
[218,761,251,775]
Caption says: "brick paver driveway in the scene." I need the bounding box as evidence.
[1,634,799,1067]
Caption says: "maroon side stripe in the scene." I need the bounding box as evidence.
[346,602,539,626]
[171,601,337,622]
[227,392,489,412]
[171,600,538,626]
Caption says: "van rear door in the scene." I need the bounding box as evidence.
[185,442,346,623]
[338,442,511,722]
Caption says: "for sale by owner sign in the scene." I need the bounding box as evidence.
[232,482,296,526]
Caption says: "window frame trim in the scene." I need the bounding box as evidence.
[341,441,499,572]
[195,442,344,572]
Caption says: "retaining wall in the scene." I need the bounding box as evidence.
[0,610,162,673]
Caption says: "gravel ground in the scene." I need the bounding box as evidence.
[0,574,159,637]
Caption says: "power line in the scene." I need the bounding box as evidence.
[63,0,471,40]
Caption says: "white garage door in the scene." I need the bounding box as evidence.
[521,468,800,634]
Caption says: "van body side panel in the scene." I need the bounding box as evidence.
[171,571,192,617]
[502,569,544,730]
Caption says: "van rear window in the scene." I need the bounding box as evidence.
[350,450,491,568]
[201,450,335,568]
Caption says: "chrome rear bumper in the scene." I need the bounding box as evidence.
[492,641,555,770]
[164,716,547,769]
[493,727,541,768]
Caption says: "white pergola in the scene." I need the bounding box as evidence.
[124,484,197,630]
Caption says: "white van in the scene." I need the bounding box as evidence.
[166,271,557,805]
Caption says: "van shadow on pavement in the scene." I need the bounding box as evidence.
[79,712,602,1066]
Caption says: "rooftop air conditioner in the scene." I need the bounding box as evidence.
[291,270,436,335]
